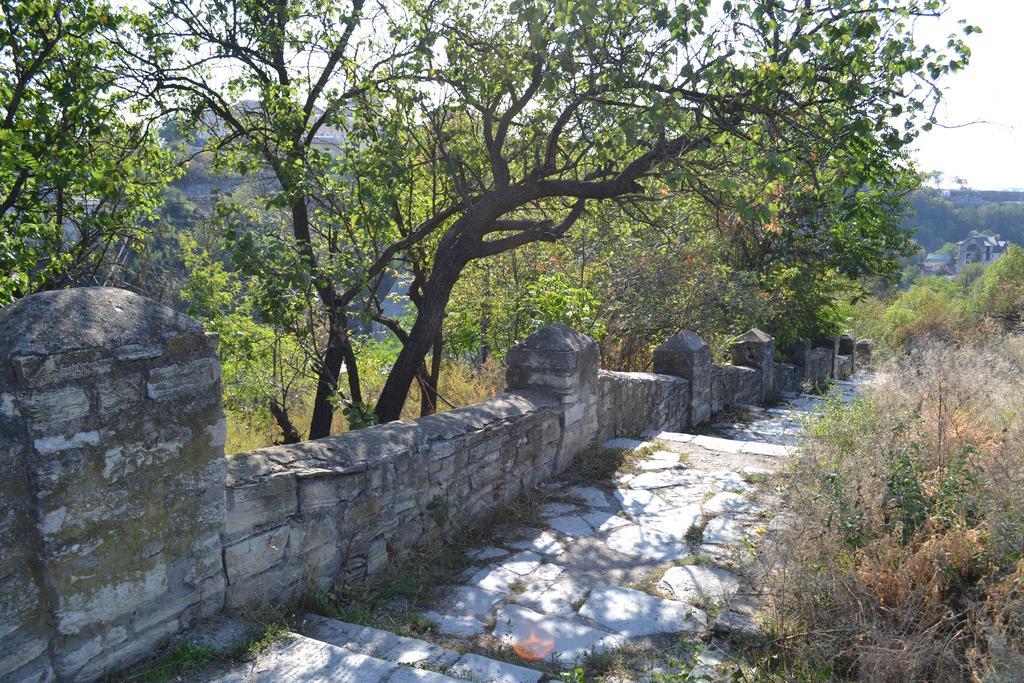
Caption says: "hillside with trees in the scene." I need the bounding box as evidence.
[904,187,1024,252]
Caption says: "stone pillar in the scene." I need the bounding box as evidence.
[834,334,854,379]
[816,334,841,378]
[855,339,874,369]
[653,331,711,427]
[0,288,227,681]
[838,334,856,359]
[506,323,599,470]
[730,328,775,405]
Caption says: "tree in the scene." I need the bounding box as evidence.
[0,0,173,303]
[369,0,972,422]
[179,233,311,443]
[134,0,433,437]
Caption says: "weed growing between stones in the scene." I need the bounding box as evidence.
[558,444,650,485]
[114,641,217,682]
[114,622,287,682]
[227,622,289,660]
[557,636,716,682]
[624,564,673,599]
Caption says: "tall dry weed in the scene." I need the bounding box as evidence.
[766,338,1024,681]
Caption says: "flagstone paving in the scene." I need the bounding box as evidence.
[202,377,865,682]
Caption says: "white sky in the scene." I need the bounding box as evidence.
[910,0,1024,190]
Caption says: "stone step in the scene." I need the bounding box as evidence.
[207,631,404,682]
[192,617,471,683]
[296,613,461,669]
[293,613,545,682]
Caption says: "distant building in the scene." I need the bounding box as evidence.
[957,235,1009,270]
[923,252,953,275]
[940,189,1024,205]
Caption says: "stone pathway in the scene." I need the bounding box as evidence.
[203,376,866,682]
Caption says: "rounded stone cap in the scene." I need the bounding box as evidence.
[657,330,709,352]
[0,287,203,357]
[515,323,596,352]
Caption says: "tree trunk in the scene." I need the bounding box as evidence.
[480,266,491,365]
[376,235,471,423]
[419,326,444,417]
[269,401,302,444]
[309,328,346,439]
[339,328,362,406]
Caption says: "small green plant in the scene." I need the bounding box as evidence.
[230,622,289,660]
[340,399,379,430]
[426,495,451,528]
[560,666,587,682]
[118,641,217,682]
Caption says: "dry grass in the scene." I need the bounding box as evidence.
[226,359,505,453]
[761,338,1024,681]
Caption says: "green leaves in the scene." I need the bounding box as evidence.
[1,0,174,303]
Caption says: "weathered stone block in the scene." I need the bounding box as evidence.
[297,471,366,514]
[53,564,168,636]
[224,474,297,540]
[815,335,841,378]
[730,328,775,405]
[805,348,833,390]
[224,526,290,584]
[773,362,801,395]
[97,374,145,415]
[18,387,90,430]
[836,355,854,380]
[855,339,873,369]
[146,357,221,401]
[32,430,100,456]
[505,324,598,405]
[838,334,856,357]
[11,350,112,389]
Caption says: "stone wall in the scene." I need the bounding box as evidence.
[709,364,761,414]
[805,348,834,388]
[596,371,689,442]
[0,289,226,682]
[222,327,693,610]
[0,288,868,681]
[773,362,802,396]
[222,390,564,609]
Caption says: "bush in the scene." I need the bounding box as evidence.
[969,245,1024,328]
[767,339,1024,681]
[878,277,965,349]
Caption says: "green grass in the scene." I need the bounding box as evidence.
[558,443,653,485]
[114,621,289,683]
[115,641,217,682]
[228,622,289,660]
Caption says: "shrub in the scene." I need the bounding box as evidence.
[969,244,1024,329]
[878,277,965,350]
[766,339,1024,681]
